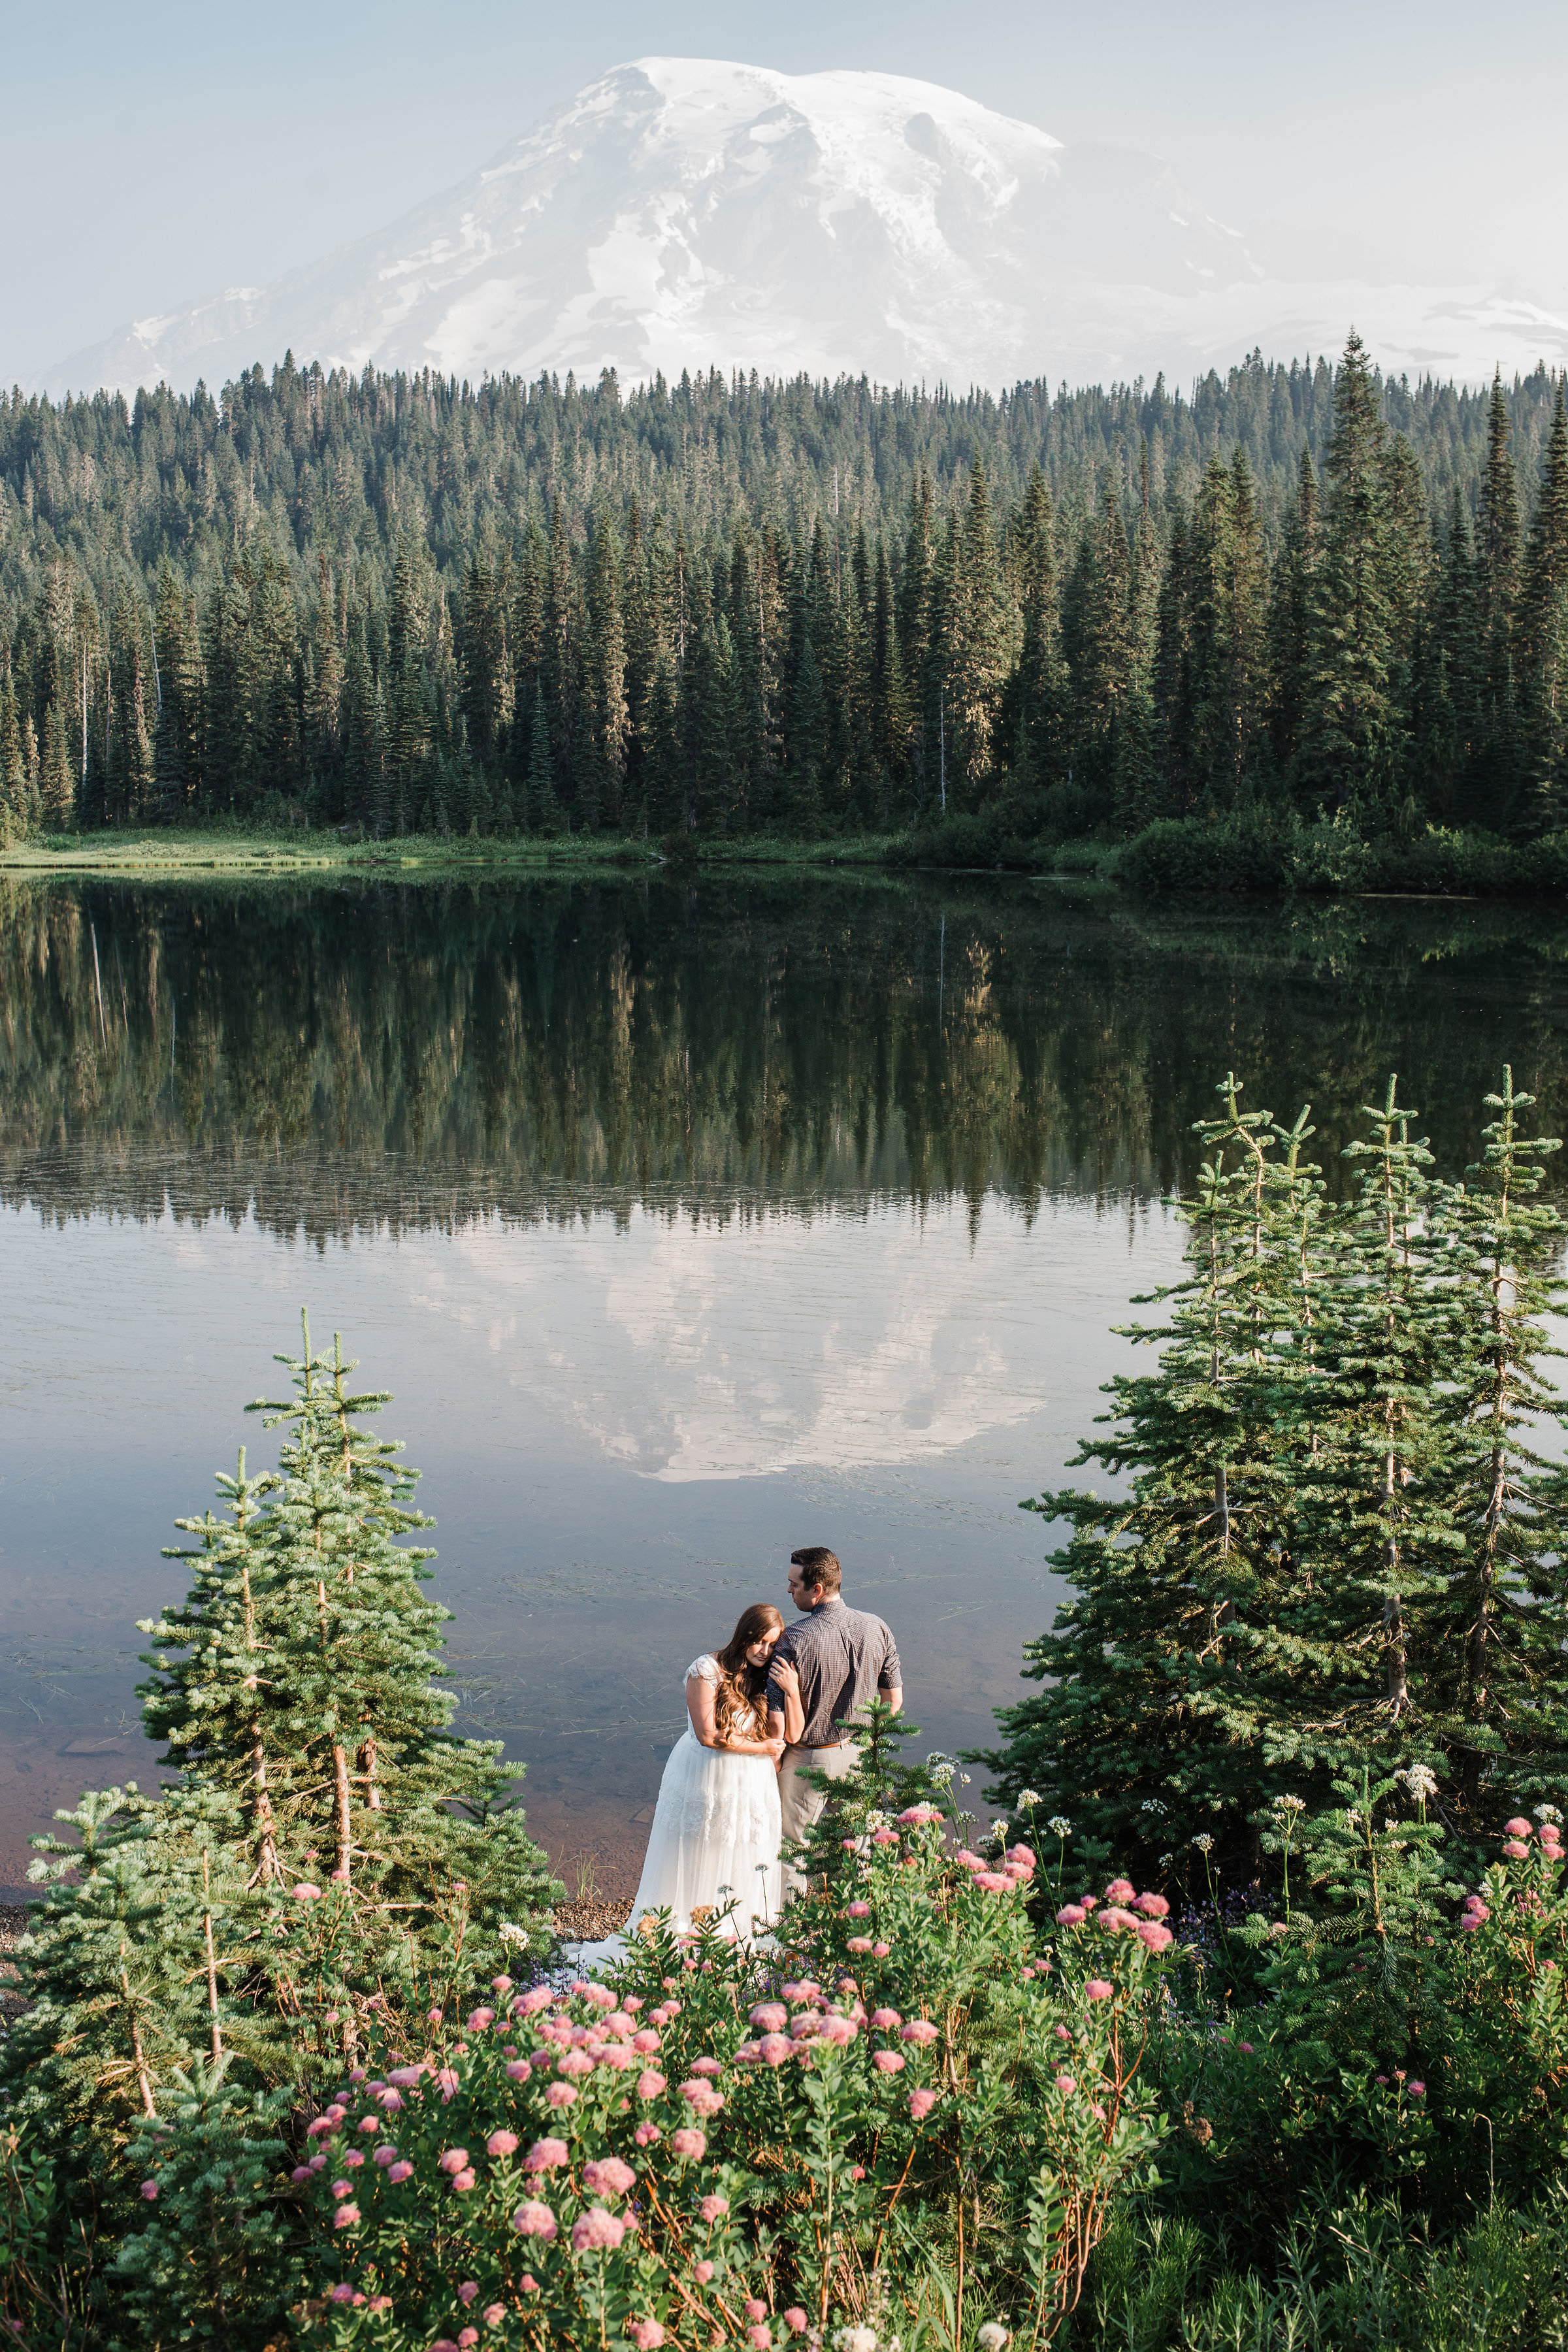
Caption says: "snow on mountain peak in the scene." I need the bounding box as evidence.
[37,57,1568,400]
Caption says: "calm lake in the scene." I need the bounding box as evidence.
[3,870,1566,1897]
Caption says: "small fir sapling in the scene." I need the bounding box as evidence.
[137,1313,561,1993]
[1431,1070,1568,1816]
[12,1787,199,2131]
[8,1320,561,2150]
[1282,1077,1460,1752]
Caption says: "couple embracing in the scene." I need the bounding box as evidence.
[629,1546,903,1942]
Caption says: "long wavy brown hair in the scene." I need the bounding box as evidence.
[711,1603,785,1742]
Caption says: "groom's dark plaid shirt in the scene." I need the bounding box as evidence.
[766,1598,902,1746]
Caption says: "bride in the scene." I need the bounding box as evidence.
[629,1602,803,1941]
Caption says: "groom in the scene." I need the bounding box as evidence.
[765,1546,902,1892]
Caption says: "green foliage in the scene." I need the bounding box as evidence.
[112,2055,299,2349]
[1082,2191,1568,2352]
[135,1316,560,1984]
[1122,811,1568,895]
[286,1734,1173,2351]
[4,344,1568,865]
[0,1328,560,2348]
[983,1067,1568,1878]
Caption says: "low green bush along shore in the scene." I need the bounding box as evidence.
[5,335,1568,901]
[5,1064,1568,2350]
[6,809,1564,899]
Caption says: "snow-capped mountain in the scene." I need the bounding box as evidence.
[41,58,1568,400]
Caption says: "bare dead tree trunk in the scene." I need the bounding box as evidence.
[120,1951,157,2117]
[333,1744,354,1886]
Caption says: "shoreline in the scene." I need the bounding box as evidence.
[3,819,1565,902]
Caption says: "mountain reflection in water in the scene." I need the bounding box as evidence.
[3,873,1566,1891]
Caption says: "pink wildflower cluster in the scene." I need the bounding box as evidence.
[572,2207,626,2253]
[1056,1884,1173,1954]
[952,1842,1037,1897]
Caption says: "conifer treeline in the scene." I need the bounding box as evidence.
[2,335,1565,840]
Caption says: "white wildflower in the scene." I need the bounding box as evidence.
[960,1774,972,1786]
[1271,1792,1306,1815]
[977,2325,1011,2352]
[864,1811,890,1833]
[1192,1833,1215,1855]
[1535,1803,1562,1825]
[836,2330,879,2352]
[1158,1852,1174,1869]
[1397,1765,1439,1803]
[1016,1788,1041,1808]
[1140,1797,1168,1814]
[1047,1816,1073,1838]
[498,1922,529,1948]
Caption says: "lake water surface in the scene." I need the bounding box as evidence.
[3,872,1565,1895]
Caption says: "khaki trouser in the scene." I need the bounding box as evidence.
[778,1740,860,1900]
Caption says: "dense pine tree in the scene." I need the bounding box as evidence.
[1303,332,1396,812]
[1518,386,1568,830]
[137,1317,559,1968]
[983,1068,1568,1876]
[1475,371,1523,826]
[1268,446,1320,783]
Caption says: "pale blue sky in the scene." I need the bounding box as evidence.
[6,0,1564,380]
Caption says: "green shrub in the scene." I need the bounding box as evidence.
[1121,813,1568,899]
[291,1724,1175,2349]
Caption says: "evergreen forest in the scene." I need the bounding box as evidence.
[2,336,1567,867]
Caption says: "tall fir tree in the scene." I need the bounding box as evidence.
[1303,331,1396,813]
[1475,369,1523,827]
[1267,446,1320,785]
[1414,490,1482,821]
[981,1079,1323,1871]
[945,457,1011,792]
[1011,464,1067,791]
[983,1068,1568,1879]
[153,559,203,817]
[1518,384,1568,832]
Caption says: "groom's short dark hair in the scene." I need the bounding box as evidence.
[791,1546,841,1598]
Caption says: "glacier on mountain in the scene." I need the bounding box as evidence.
[39,57,1568,400]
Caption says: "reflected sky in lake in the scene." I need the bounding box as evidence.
[4,872,1567,1891]
[0,1179,1173,1887]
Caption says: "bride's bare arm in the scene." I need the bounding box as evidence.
[686,1674,722,1746]
[687,1674,783,1759]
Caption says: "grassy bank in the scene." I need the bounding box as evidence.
[5,813,1565,900]
[0,821,1113,886]
[0,825,915,880]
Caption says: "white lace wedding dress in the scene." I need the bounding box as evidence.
[628,1655,783,1940]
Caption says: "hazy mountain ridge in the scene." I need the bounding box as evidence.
[37,57,1568,401]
